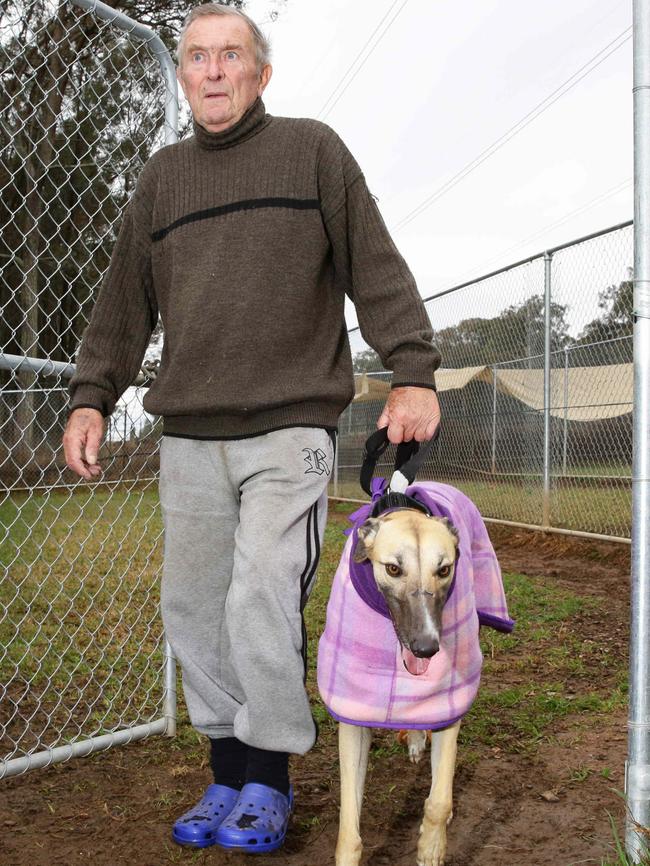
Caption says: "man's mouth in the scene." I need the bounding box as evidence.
[401,647,431,676]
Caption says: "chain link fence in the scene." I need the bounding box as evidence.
[342,221,634,541]
[0,0,634,784]
[0,0,177,778]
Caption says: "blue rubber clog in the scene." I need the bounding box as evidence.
[214,782,294,853]
[172,783,240,848]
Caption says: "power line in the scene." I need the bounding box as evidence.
[317,0,410,121]
[392,26,632,232]
[347,178,632,336]
[447,177,632,286]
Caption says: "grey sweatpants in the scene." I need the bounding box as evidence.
[158,427,333,755]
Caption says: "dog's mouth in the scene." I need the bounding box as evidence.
[401,647,432,676]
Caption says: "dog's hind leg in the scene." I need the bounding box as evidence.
[417,721,460,866]
[336,722,372,866]
[405,729,428,763]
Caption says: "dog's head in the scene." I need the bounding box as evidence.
[353,509,459,676]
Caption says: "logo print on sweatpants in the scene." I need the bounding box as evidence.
[302,447,330,476]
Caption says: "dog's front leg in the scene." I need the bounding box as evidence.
[336,722,372,866]
[417,721,460,866]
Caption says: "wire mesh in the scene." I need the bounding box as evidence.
[0,0,173,777]
[340,223,633,540]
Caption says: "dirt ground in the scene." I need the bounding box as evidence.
[0,521,637,866]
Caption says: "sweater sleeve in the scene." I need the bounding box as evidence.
[68,159,159,417]
[317,128,441,388]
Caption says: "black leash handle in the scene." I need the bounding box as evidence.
[359,425,440,497]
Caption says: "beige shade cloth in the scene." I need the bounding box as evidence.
[353,373,391,402]
[354,364,633,421]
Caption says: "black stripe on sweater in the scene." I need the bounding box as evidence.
[151,197,321,242]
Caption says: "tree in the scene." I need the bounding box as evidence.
[1,0,245,457]
[574,270,633,365]
[352,348,383,373]
[432,294,570,369]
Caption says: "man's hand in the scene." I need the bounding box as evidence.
[63,408,105,480]
[377,386,440,444]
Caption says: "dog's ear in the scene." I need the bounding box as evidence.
[353,518,381,562]
[438,517,459,546]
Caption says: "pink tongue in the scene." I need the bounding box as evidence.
[402,648,431,676]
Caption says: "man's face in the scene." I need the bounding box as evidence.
[177,15,272,133]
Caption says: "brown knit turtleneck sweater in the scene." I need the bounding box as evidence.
[69,98,440,438]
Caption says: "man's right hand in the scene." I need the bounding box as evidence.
[63,408,105,480]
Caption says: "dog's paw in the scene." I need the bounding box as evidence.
[417,835,446,866]
[406,729,428,763]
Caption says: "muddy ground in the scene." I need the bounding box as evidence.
[0,520,638,866]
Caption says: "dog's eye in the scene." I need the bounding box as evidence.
[385,563,402,577]
[438,565,452,578]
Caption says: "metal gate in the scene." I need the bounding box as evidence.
[0,0,178,778]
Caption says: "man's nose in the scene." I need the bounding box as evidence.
[206,56,224,79]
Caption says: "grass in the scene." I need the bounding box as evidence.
[0,487,629,783]
[599,813,650,865]
[456,570,627,755]
[0,485,639,864]
[0,486,164,757]
[333,475,631,537]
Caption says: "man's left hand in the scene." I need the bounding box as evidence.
[377,386,440,444]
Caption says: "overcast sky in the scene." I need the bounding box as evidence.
[239,0,633,340]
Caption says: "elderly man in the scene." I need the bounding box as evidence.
[63,2,440,854]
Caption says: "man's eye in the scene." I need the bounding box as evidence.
[385,563,401,577]
[438,565,451,578]
[225,51,238,60]
[192,53,204,63]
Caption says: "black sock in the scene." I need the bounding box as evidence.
[209,736,248,790]
[245,746,290,797]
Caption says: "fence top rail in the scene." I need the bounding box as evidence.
[348,218,633,334]
[0,354,76,380]
[70,0,170,57]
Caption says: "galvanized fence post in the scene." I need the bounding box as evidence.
[543,251,553,528]
[626,0,650,857]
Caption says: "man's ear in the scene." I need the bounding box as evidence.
[353,517,380,562]
[176,65,187,98]
[258,64,272,96]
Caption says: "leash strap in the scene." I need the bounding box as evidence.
[359,425,440,497]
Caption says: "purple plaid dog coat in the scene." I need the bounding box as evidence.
[317,479,514,729]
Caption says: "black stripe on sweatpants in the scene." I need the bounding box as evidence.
[299,501,321,679]
[151,197,321,242]
[303,500,321,606]
[299,503,316,605]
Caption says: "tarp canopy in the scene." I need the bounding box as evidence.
[354,364,633,421]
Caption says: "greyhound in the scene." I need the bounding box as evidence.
[335,508,460,866]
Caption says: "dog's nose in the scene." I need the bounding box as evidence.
[410,637,439,658]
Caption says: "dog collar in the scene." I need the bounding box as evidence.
[370,491,432,519]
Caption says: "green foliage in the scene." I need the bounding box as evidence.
[600,812,650,866]
[576,273,633,364]
[352,348,383,373]
[432,294,570,368]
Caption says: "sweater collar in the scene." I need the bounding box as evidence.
[192,97,270,150]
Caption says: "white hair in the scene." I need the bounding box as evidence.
[177,3,271,71]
